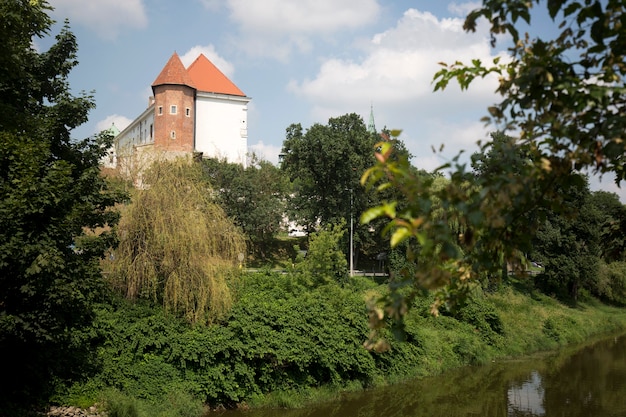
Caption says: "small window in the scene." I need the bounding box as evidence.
[170,130,176,139]
[158,106,163,115]
[170,105,177,114]
[185,107,191,117]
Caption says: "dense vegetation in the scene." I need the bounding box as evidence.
[361,0,626,331]
[0,1,124,414]
[2,1,626,416]
[55,273,626,415]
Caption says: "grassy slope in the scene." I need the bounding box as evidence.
[57,274,626,415]
[248,276,626,409]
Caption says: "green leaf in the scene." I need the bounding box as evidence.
[547,0,565,19]
[390,227,411,248]
[361,206,386,224]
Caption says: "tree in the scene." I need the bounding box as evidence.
[361,0,626,342]
[295,222,348,287]
[588,191,626,263]
[202,155,287,260]
[434,0,626,184]
[0,1,123,412]
[531,176,602,302]
[280,113,380,266]
[470,131,545,283]
[105,158,246,325]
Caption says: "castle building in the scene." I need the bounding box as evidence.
[113,52,250,173]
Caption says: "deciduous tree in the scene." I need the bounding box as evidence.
[202,155,287,260]
[361,1,626,340]
[105,158,246,325]
[281,113,382,267]
[0,1,123,412]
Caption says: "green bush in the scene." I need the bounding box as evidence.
[294,223,348,286]
[58,273,626,412]
[103,389,140,417]
[77,275,377,408]
[594,262,626,305]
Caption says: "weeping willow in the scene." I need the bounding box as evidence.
[105,157,246,324]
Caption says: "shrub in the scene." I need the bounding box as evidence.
[294,223,348,287]
[594,262,626,306]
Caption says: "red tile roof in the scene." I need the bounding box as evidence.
[187,54,246,97]
[152,52,197,89]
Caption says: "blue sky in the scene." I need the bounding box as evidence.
[44,0,624,201]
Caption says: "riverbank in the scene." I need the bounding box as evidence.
[54,273,626,416]
[246,281,626,410]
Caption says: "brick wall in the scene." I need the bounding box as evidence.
[153,84,195,153]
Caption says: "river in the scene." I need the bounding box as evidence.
[222,332,626,417]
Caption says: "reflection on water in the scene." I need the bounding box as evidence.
[222,333,626,417]
[508,371,545,416]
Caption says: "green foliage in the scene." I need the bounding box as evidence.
[295,223,348,286]
[105,159,246,324]
[101,387,203,417]
[451,295,505,345]
[281,113,376,228]
[202,155,288,260]
[280,113,397,267]
[60,276,626,411]
[103,390,140,417]
[435,0,626,183]
[74,276,376,408]
[0,1,124,412]
[362,0,626,333]
[361,131,555,332]
[594,262,626,306]
[589,191,626,262]
[531,177,603,302]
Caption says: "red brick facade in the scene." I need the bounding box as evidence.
[152,84,195,152]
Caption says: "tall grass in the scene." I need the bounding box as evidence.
[102,388,203,417]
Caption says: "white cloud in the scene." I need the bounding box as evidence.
[49,0,148,39]
[289,8,503,168]
[223,0,381,59]
[228,0,379,34]
[290,9,498,106]
[249,141,282,165]
[448,2,482,17]
[180,45,235,78]
[198,0,221,11]
[96,114,132,134]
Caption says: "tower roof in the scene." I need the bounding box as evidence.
[367,104,377,134]
[107,122,120,137]
[187,54,245,97]
[152,52,197,89]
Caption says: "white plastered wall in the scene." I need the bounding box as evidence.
[195,93,249,167]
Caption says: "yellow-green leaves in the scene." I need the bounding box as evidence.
[360,201,397,224]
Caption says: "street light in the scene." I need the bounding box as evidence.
[346,188,354,277]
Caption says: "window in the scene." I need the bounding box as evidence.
[170,130,176,139]
[185,107,191,117]
[170,105,177,114]
[158,106,163,115]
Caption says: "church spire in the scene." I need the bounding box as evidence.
[367,103,376,134]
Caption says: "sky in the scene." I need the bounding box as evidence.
[44,0,625,202]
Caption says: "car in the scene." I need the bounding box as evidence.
[288,229,306,237]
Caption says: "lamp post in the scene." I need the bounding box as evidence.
[348,188,354,277]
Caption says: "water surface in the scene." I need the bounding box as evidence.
[222,333,626,417]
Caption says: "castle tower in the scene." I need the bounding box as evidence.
[151,52,197,153]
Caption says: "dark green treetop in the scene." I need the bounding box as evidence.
[0,1,124,412]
